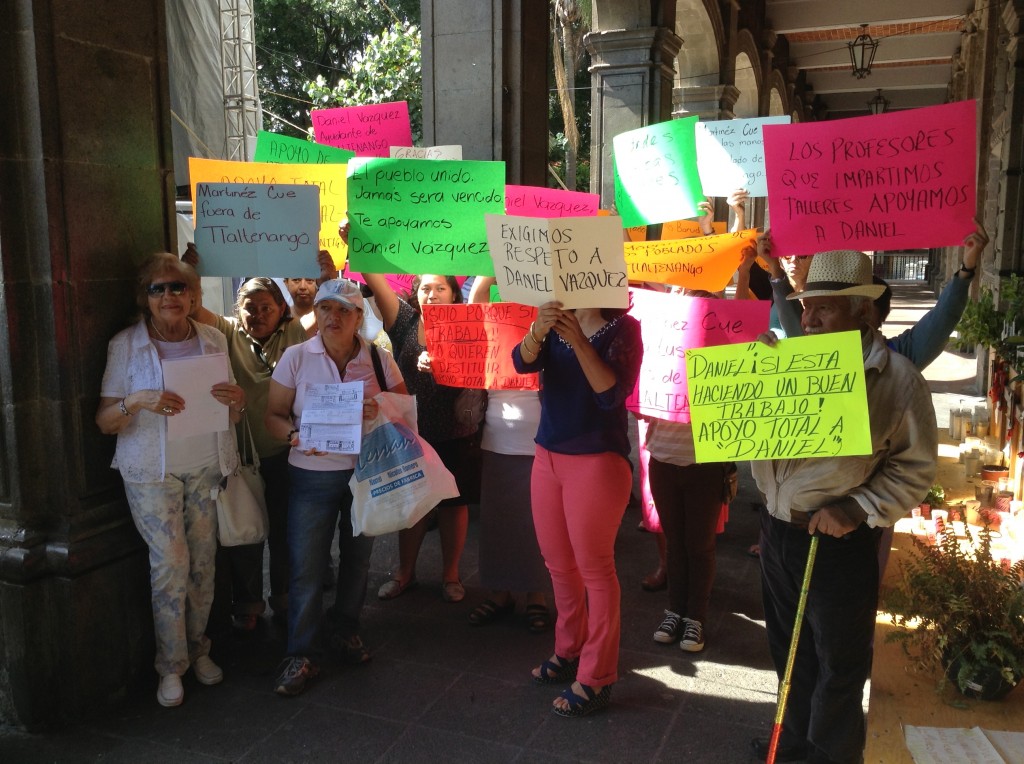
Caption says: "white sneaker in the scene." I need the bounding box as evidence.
[157,674,183,707]
[193,655,224,685]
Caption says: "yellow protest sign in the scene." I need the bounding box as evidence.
[188,157,348,268]
[624,229,757,291]
[686,331,872,462]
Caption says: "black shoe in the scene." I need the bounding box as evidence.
[274,656,320,696]
[751,736,808,762]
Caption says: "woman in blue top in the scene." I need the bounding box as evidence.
[512,299,643,717]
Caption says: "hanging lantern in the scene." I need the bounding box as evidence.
[868,89,889,115]
[848,24,879,79]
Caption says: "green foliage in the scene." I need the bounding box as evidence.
[885,523,1024,694]
[304,22,422,145]
[923,484,945,508]
[955,274,1024,357]
[254,0,420,134]
[547,59,592,191]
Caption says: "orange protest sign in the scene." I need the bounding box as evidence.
[188,157,348,268]
[661,220,726,239]
[624,229,757,291]
[422,303,540,391]
[626,225,647,242]
[627,220,725,243]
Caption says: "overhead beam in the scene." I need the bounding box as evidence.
[789,32,960,69]
[766,0,969,34]
[808,64,952,93]
[818,88,949,113]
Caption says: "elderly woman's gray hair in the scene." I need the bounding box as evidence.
[135,253,201,317]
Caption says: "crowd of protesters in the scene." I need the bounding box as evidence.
[96,201,982,763]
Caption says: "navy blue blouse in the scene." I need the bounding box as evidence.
[512,314,643,461]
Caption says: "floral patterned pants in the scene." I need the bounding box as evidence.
[123,462,221,676]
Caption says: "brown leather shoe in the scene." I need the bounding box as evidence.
[640,567,667,591]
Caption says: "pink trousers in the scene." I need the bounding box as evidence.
[531,446,631,687]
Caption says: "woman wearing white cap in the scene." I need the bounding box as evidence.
[264,279,407,697]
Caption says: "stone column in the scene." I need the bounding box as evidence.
[586,27,683,206]
[672,84,741,120]
[0,0,172,728]
[421,0,548,183]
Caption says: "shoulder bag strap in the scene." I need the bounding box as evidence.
[240,413,261,469]
[369,342,389,392]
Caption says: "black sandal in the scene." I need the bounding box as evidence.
[532,655,578,685]
[524,603,551,633]
[468,598,515,626]
[552,683,612,717]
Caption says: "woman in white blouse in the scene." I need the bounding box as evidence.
[96,253,245,708]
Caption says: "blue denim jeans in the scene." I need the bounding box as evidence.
[286,464,373,658]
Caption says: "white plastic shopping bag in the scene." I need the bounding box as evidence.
[349,392,459,536]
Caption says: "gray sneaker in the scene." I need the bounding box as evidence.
[653,610,683,644]
[274,656,320,696]
[680,618,705,652]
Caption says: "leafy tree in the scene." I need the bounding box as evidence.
[254,0,419,133]
[305,21,423,144]
[549,1,591,191]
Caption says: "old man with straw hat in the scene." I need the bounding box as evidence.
[749,249,937,763]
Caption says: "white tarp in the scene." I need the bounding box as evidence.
[166,1,261,187]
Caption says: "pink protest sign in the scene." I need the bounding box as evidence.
[763,100,977,256]
[310,101,412,157]
[505,185,600,217]
[626,289,769,422]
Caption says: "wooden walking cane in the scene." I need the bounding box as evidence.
[766,534,819,764]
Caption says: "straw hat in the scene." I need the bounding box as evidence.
[786,250,886,300]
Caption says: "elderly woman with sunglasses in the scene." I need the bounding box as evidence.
[96,253,246,708]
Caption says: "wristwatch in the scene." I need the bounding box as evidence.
[118,398,133,417]
[958,262,976,278]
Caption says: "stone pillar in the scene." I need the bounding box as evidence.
[672,84,741,120]
[586,27,683,206]
[421,0,548,183]
[0,0,172,728]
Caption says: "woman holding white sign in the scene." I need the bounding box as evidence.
[513,299,643,717]
[264,278,406,697]
[96,253,245,708]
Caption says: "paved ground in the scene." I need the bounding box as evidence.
[0,283,978,763]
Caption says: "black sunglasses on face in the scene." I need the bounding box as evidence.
[147,281,189,297]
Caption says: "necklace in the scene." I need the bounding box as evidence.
[150,318,193,343]
[330,337,361,377]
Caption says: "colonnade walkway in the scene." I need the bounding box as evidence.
[0,283,974,763]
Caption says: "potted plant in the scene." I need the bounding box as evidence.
[919,483,945,519]
[885,523,1024,700]
[955,273,1024,359]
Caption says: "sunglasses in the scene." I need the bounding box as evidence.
[147,281,188,297]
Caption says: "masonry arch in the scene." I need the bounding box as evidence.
[733,29,762,118]
[673,0,722,89]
